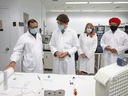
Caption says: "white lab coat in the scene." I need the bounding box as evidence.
[100,29,128,67]
[78,33,97,74]
[49,27,79,74]
[10,31,44,73]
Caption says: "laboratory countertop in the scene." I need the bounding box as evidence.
[0,73,95,96]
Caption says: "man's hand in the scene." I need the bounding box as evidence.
[4,61,15,70]
[60,52,68,58]
[56,52,62,58]
[105,46,111,51]
[81,53,87,58]
[110,48,117,53]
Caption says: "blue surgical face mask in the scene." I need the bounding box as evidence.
[30,28,37,34]
[58,24,64,31]
[86,28,92,33]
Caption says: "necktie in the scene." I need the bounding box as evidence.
[61,29,65,34]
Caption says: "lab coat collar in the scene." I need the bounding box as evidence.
[26,30,37,38]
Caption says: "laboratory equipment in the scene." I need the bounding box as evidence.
[37,75,43,88]
[117,56,128,66]
[95,26,105,53]
[0,67,14,95]
[4,71,8,90]
[44,89,65,96]
[125,25,128,34]
[95,63,128,96]
[20,81,30,95]
[98,26,105,31]
[72,77,77,96]
[42,35,51,50]
[48,75,51,78]
[44,51,53,69]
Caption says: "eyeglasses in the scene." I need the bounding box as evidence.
[57,22,64,25]
[29,26,38,29]
[110,22,118,26]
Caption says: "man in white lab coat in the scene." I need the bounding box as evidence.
[100,17,128,67]
[49,14,79,74]
[4,19,44,73]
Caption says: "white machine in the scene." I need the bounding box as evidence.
[95,63,128,96]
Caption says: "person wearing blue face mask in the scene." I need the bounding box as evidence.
[49,14,79,74]
[4,19,44,73]
[78,23,97,75]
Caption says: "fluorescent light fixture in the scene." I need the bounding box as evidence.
[65,6,75,9]
[66,10,80,12]
[113,2,128,4]
[82,10,97,12]
[50,10,64,12]
[89,2,112,4]
[66,2,88,4]
[98,10,113,12]
[115,10,128,12]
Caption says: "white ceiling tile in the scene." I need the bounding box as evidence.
[41,0,128,12]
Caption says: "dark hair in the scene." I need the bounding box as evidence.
[28,19,38,27]
[84,23,95,37]
[56,14,69,23]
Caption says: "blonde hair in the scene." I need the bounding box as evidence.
[84,23,95,37]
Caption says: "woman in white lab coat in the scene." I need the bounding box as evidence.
[78,23,97,75]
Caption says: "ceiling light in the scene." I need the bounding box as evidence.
[66,2,88,4]
[115,10,128,12]
[50,10,64,12]
[65,6,74,9]
[82,10,97,12]
[89,2,112,4]
[98,10,113,12]
[66,10,80,12]
[113,2,128,4]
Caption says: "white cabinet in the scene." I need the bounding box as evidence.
[44,51,53,69]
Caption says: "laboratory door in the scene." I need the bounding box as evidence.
[0,9,10,71]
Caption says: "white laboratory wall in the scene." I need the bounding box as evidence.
[18,0,47,35]
[0,0,47,71]
[0,0,19,71]
[46,12,128,34]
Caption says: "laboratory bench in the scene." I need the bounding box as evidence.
[0,72,95,96]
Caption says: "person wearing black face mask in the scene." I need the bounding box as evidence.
[100,17,128,67]
[110,25,118,32]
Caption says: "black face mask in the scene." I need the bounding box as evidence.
[110,26,118,32]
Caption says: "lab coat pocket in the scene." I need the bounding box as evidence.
[64,39,71,49]
[23,54,36,68]
[26,42,35,53]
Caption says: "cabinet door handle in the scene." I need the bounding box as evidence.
[5,47,9,51]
